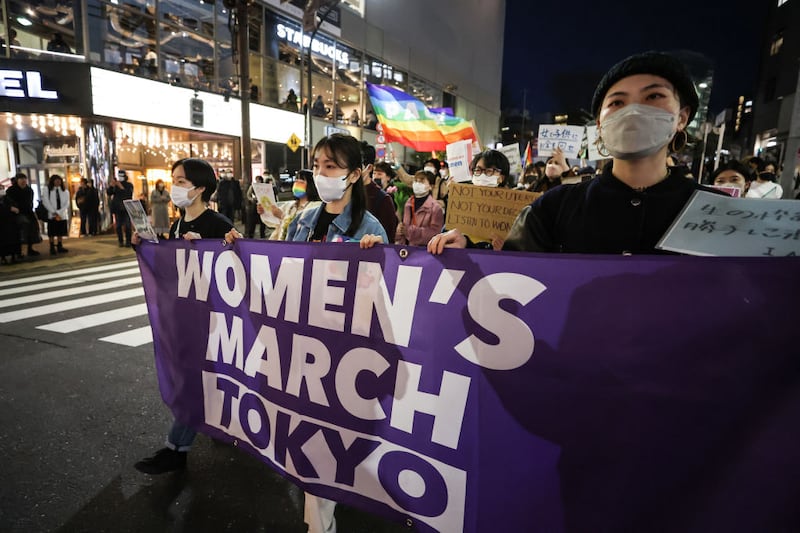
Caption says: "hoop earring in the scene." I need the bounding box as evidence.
[669,130,688,152]
[595,134,610,158]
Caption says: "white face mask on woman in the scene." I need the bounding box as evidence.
[412,182,430,197]
[600,103,678,160]
[170,185,196,208]
[472,174,498,187]
[314,172,350,203]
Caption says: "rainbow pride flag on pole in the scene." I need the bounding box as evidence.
[366,83,478,151]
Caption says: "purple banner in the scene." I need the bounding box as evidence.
[136,240,800,532]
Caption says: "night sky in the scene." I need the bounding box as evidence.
[501,0,770,119]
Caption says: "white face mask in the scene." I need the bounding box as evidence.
[472,174,498,187]
[599,104,678,160]
[412,182,430,197]
[439,169,449,179]
[170,185,196,208]
[423,166,436,174]
[314,172,350,203]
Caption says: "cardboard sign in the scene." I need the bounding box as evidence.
[657,191,800,256]
[537,124,584,159]
[445,183,541,242]
[446,140,474,183]
[123,199,158,242]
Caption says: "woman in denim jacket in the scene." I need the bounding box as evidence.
[286,134,387,246]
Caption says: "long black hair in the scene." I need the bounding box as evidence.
[312,134,366,237]
[47,174,65,191]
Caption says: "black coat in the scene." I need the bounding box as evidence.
[504,164,719,254]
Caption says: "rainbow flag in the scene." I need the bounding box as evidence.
[522,141,533,168]
[366,83,477,151]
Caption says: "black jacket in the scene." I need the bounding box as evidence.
[504,164,719,254]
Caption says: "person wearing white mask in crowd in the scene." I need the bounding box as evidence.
[395,170,444,246]
[470,149,511,188]
[745,166,783,199]
[429,51,720,255]
[711,160,751,198]
[285,133,387,247]
[132,158,242,475]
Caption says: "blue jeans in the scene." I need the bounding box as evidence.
[166,419,196,452]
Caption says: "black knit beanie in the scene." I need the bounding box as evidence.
[591,51,699,122]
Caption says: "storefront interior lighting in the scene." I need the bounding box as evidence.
[17,17,33,26]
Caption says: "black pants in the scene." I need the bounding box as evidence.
[115,210,131,244]
[245,203,266,238]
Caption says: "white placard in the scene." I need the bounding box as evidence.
[537,124,584,159]
[499,143,522,179]
[585,125,602,162]
[252,182,280,226]
[123,199,158,242]
[657,191,800,257]
[446,140,474,183]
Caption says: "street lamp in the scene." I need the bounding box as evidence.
[225,0,253,191]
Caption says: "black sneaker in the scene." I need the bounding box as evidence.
[134,447,187,474]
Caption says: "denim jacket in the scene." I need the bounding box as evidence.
[286,202,388,243]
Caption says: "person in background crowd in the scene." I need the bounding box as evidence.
[429,51,720,255]
[372,161,395,191]
[107,172,134,247]
[395,170,444,246]
[349,108,360,125]
[150,179,171,239]
[518,163,542,191]
[285,88,298,111]
[75,178,90,236]
[47,33,71,54]
[133,158,239,475]
[360,141,398,242]
[264,170,321,241]
[245,175,267,239]
[137,192,149,215]
[364,109,378,130]
[85,179,100,236]
[6,173,40,258]
[471,150,511,188]
[533,147,570,192]
[41,174,70,255]
[215,170,242,222]
[710,160,751,197]
[434,161,451,212]
[311,95,327,117]
[0,183,21,264]
[745,165,784,199]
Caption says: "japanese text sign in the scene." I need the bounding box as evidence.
[537,125,584,159]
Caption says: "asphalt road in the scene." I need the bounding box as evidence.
[0,241,412,533]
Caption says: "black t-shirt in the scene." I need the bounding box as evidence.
[169,209,233,240]
[311,207,338,242]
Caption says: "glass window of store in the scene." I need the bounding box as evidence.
[87,1,157,75]
[333,45,363,126]
[409,75,442,109]
[6,0,83,59]
[248,4,263,103]
[216,2,235,95]
[157,20,214,90]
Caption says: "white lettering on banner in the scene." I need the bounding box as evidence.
[335,347,390,420]
[176,249,214,300]
[287,333,332,407]
[454,273,546,370]
[0,70,59,99]
[308,259,349,332]
[275,24,349,66]
[202,371,467,532]
[390,361,471,449]
[215,250,246,308]
[249,255,304,321]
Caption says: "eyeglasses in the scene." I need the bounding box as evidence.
[473,167,501,176]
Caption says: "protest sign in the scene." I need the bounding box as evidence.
[136,240,799,532]
[585,125,602,162]
[444,183,540,242]
[657,190,800,256]
[123,199,158,242]
[445,140,473,183]
[252,182,280,226]
[499,142,522,181]
[537,125,584,159]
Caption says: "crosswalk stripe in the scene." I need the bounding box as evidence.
[0,268,142,297]
[0,288,144,323]
[99,326,153,347]
[36,303,149,333]
[0,260,139,288]
[0,277,141,309]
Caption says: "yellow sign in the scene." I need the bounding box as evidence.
[287,133,302,152]
[445,183,541,242]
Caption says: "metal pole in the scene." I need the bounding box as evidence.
[238,0,253,192]
[305,1,341,162]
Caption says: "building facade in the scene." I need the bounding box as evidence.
[0,0,505,224]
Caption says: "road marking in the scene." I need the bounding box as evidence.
[0,268,142,297]
[0,288,144,323]
[0,260,138,288]
[36,303,149,333]
[99,326,153,347]
[0,277,142,309]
